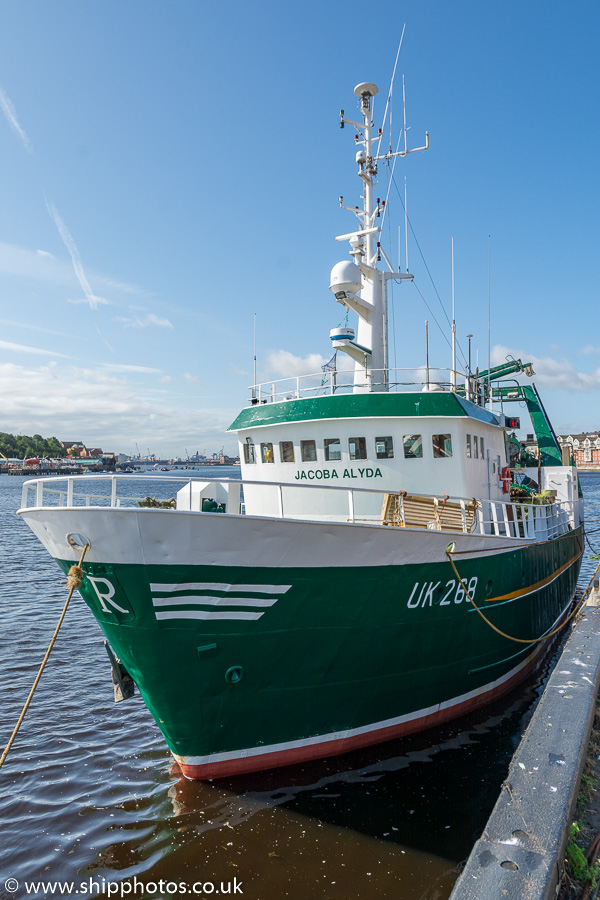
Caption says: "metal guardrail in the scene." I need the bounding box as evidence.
[20,474,576,541]
[249,366,465,403]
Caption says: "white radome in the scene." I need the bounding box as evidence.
[354,82,378,98]
[329,260,363,296]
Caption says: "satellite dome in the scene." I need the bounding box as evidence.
[354,82,378,99]
[329,260,362,296]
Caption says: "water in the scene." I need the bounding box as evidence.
[1,471,599,899]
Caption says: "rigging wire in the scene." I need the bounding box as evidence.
[390,174,449,322]
[408,280,454,355]
[379,137,466,371]
[389,173,468,368]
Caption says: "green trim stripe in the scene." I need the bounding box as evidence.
[228,392,501,432]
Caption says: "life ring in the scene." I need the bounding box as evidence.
[500,466,511,493]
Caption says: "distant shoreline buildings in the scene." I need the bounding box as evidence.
[60,440,115,466]
[520,431,600,471]
[60,441,240,466]
[558,433,600,470]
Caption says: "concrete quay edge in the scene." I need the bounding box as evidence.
[450,606,600,900]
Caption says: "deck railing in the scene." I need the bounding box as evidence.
[249,366,470,404]
[20,474,576,542]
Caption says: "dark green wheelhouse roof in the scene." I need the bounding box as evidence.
[228,392,501,431]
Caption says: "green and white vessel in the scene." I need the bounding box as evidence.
[19,81,583,780]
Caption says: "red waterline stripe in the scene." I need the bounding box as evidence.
[176,642,548,781]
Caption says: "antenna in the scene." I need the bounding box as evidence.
[252,313,257,401]
[451,237,456,390]
[376,25,406,160]
[375,75,429,239]
[425,320,430,387]
[402,75,408,157]
[466,334,473,402]
[404,176,409,273]
[487,236,492,409]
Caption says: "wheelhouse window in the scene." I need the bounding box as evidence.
[279,441,294,463]
[324,438,341,461]
[432,434,453,458]
[348,437,367,460]
[261,442,274,463]
[243,441,256,464]
[466,434,472,458]
[376,436,394,459]
[301,440,317,462]
[403,434,423,459]
[473,436,479,459]
[480,436,485,459]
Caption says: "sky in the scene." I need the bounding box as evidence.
[0,1,598,457]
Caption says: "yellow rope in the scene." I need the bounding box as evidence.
[0,543,89,771]
[445,547,600,646]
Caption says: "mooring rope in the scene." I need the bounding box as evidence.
[0,543,89,771]
[445,546,600,646]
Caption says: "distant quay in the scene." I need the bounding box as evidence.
[1,464,115,476]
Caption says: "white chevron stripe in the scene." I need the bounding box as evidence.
[150,582,291,594]
[153,596,278,608]
[155,610,263,621]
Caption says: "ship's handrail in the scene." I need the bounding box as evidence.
[20,474,577,542]
[249,366,470,404]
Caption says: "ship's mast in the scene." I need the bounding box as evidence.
[353,84,381,391]
[329,81,428,394]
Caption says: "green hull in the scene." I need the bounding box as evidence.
[54,526,583,778]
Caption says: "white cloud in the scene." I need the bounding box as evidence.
[492,344,600,392]
[148,313,173,328]
[0,319,83,340]
[0,362,237,455]
[261,348,354,389]
[67,295,111,306]
[184,372,200,384]
[0,242,145,306]
[93,324,115,356]
[0,85,33,153]
[100,363,163,374]
[113,311,173,329]
[0,242,72,284]
[100,277,144,296]
[264,350,330,378]
[0,339,70,358]
[45,198,109,310]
